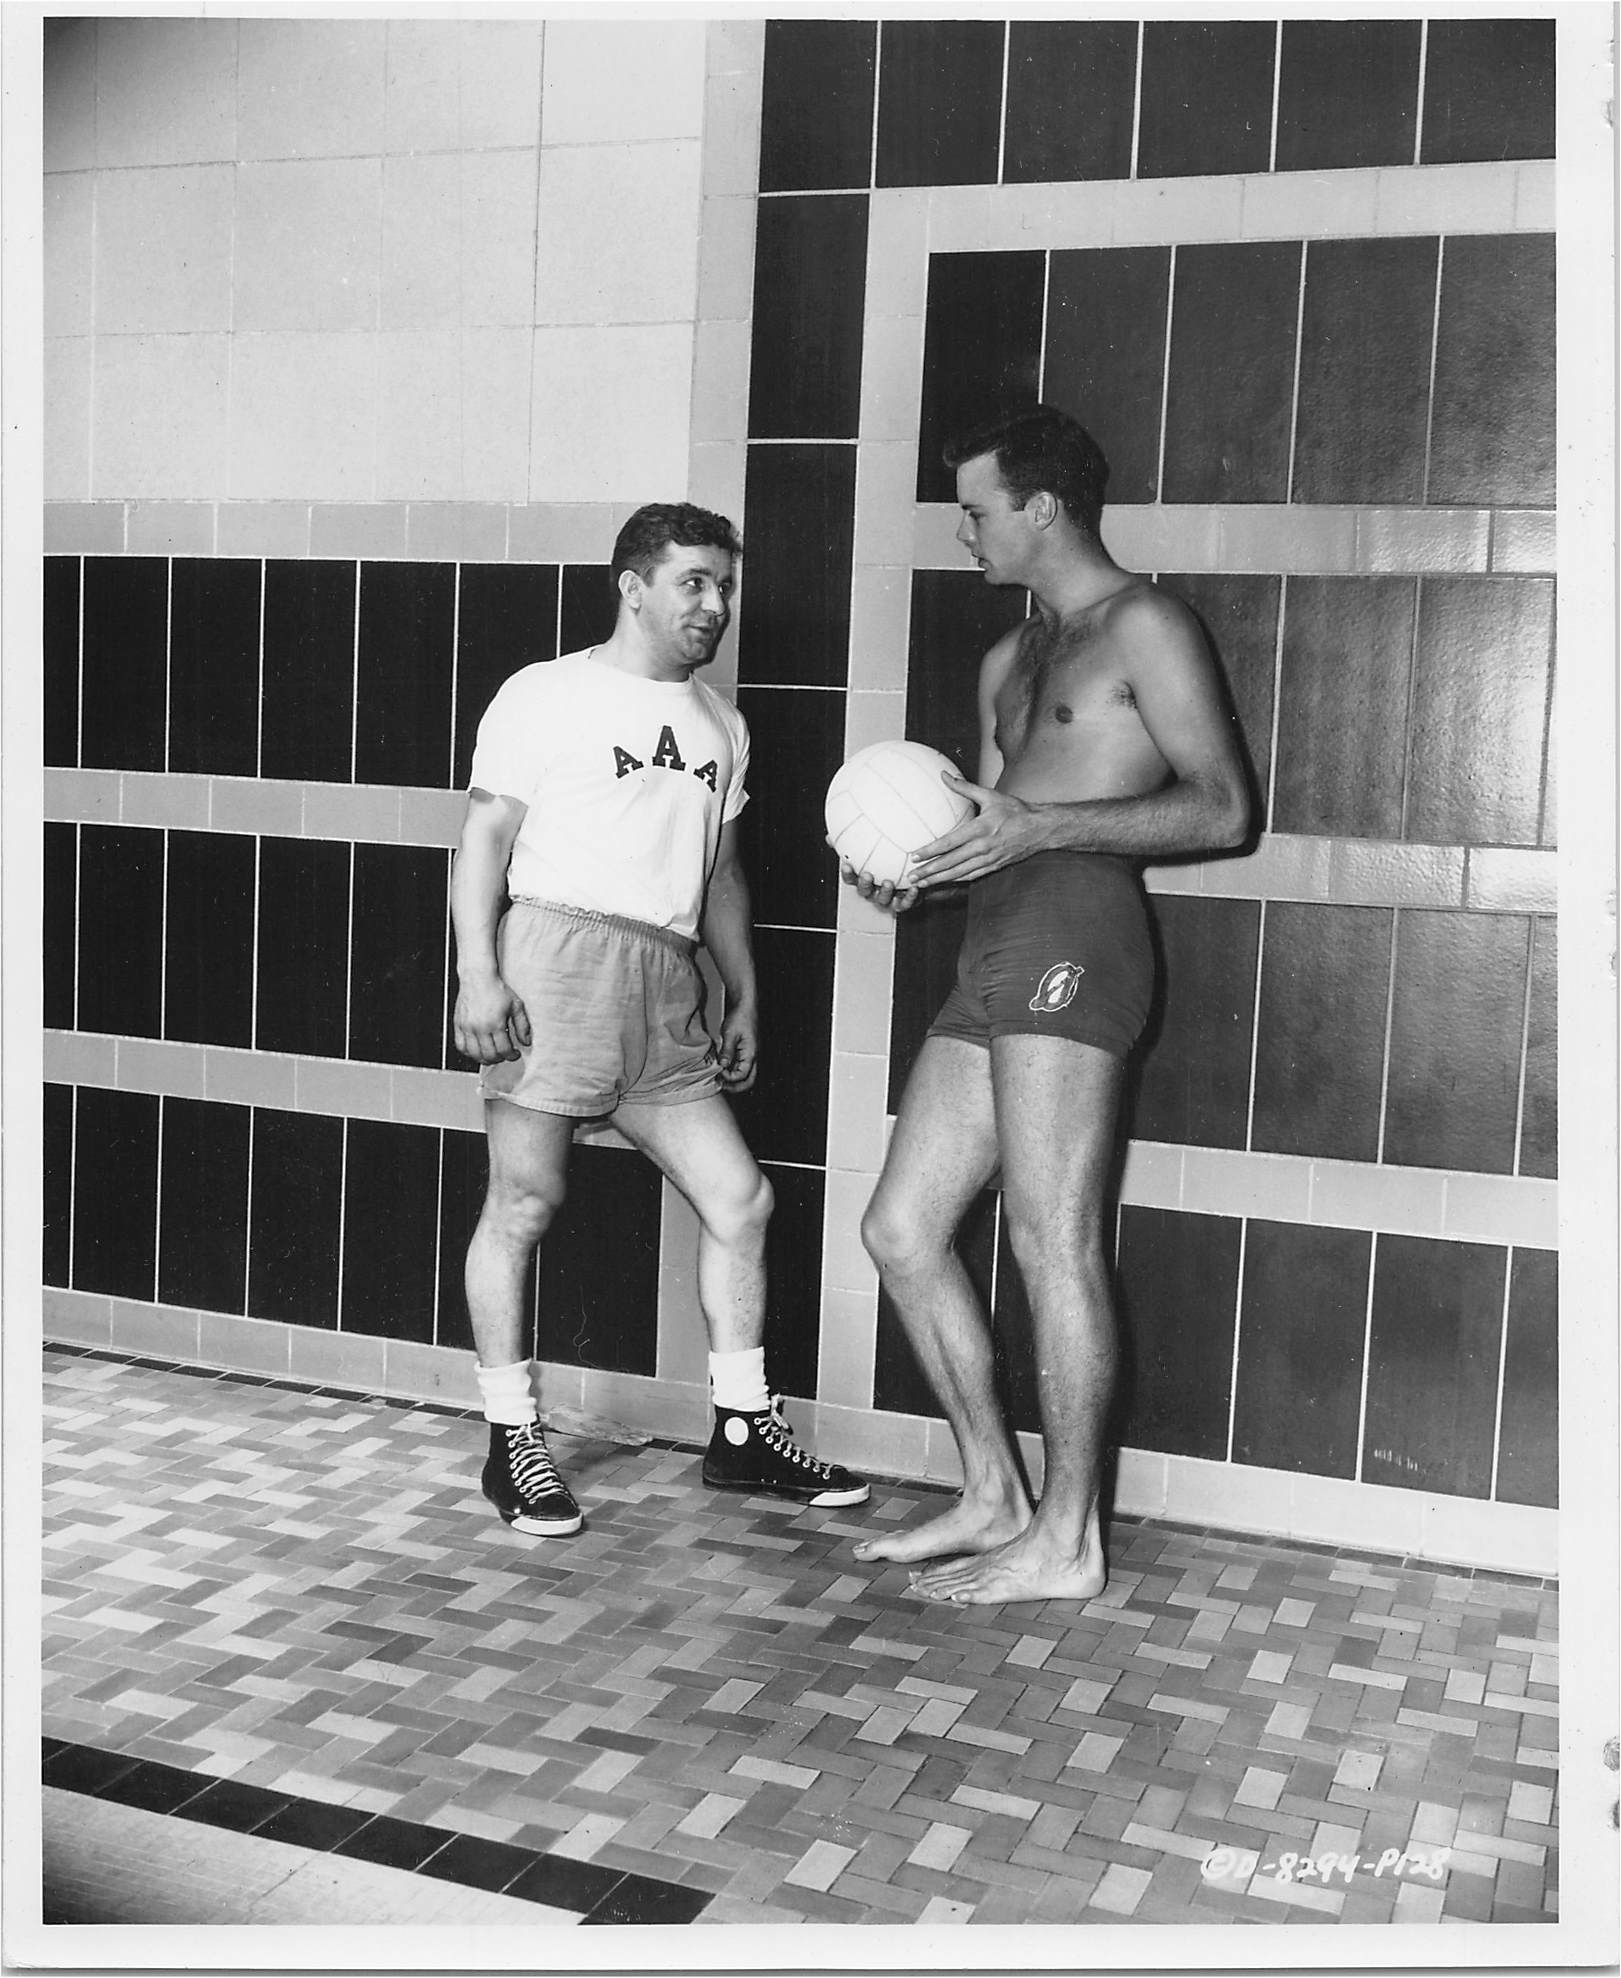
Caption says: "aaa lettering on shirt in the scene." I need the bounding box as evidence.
[612,723,720,793]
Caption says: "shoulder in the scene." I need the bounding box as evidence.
[1101,581,1209,668]
[487,658,563,705]
[693,678,748,738]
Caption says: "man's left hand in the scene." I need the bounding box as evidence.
[717,1008,759,1092]
[909,774,1046,887]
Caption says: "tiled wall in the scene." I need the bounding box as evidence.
[42,15,1563,1569]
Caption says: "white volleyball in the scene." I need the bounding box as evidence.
[825,740,974,887]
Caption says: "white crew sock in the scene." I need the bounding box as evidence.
[708,1345,770,1415]
[476,1359,538,1426]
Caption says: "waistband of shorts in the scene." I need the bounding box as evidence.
[508,895,696,956]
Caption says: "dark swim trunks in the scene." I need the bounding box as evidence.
[927,851,1154,1058]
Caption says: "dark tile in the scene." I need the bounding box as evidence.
[167,558,261,777]
[1005,22,1137,183]
[44,821,76,1030]
[1045,249,1172,506]
[1496,1247,1556,1508]
[1406,576,1553,846]
[334,1815,453,1871]
[907,569,1030,773]
[77,824,163,1039]
[728,925,834,1166]
[355,562,457,788]
[415,1832,539,1892]
[1421,18,1555,165]
[875,20,1004,188]
[159,1097,250,1317]
[1364,1233,1504,1498]
[248,1108,344,1329]
[1293,237,1438,506]
[759,20,876,193]
[748,195,869,440]
[1130,895,1260,1150]
[80,557,167,773]
[1273,577,1416,840]
[540,1143,661,1376]
[172,1778,292,1834]
[560,565,615,656]
[348,844,450,1069]
[164,830,256,1047]
[874,1186,994,1421]
[94,1760,211,1816]
[1162,243,1300,505]
[1115,1206,1240,1461]
[1155,575,1278,817]
[1138,22,1275,180]
[734,685,846,932]
[1276,19,1421,172]
[503,1851,626,1913]
[44,555,80,768]
[759,1161,825,1406]
[888,888,970,1115]
[1232,1222,1371,1477]
[1519,916,1556,1179]
[455,564,559,788]
[261,561,357,784]
[1251,903,1393,1163]
[340,1118,441,1343]
[1385,910,1529,1174]
[582,1870,712,1924]
[71,1087,159,1300]
[43,1742,142,1795]
[253,1797,378,1851]
[254,837,350,1059]
[1429,233,1555,508]
[916,251,1045,505]
[44,1084,73,1287]
[736,445,856,688]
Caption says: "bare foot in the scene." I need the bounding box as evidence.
[851,1494,1030,1566]
[907,1527,1106,1606]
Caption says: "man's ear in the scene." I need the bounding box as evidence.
[618,568,642,610]
[1030,490,1059,530]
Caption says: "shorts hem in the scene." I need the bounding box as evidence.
[481,1088,614,1121]
[987,1020,1135,1057]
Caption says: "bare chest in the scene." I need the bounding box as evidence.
[994,621,1140,761]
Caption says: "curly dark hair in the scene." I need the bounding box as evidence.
[610,503,743,588]
[943,406,1110,539]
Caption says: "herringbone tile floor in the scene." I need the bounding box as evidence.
[40,1346,1559,1927]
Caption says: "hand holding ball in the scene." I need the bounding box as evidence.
[825,740,975,888]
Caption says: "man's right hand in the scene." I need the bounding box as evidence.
[453,974,532,1064]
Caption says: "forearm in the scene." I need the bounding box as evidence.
[701,869,758,1014]
[450,840,511,982]
[1023,774,1249,860]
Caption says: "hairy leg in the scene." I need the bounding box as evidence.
[910,1034,1123,1606]
[465,1099,578,1367]
[614,1096,772,1353]
[854,1037,1028,1565]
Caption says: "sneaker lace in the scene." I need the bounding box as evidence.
[759,1399,836,1479]
[507,1423,565,1499]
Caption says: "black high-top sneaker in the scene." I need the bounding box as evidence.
[481,1421,584,1536]
[702,1401,870,1506]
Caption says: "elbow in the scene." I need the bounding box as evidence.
[1210,782,1252,851]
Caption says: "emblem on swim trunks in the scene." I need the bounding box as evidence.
[1030,961,1085,1013]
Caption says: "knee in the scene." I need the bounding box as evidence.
[704,1165,773,1249]
[861,1192,927,1276]
[483,1171,566,1250]
[1000,1191,1106,1276]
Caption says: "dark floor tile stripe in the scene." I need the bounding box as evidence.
[41,1739,707,1921]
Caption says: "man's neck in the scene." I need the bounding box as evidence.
[592,625,695,684]
[1028,534,1133,624]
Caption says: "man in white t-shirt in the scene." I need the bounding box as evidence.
[451,503,868,1536]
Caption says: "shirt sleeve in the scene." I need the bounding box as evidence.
[468,671,537,802]
[722,706,750,823]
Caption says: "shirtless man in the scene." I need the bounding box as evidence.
[848,406,1250,1605]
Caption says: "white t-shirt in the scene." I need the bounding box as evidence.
[469,648,750,941]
